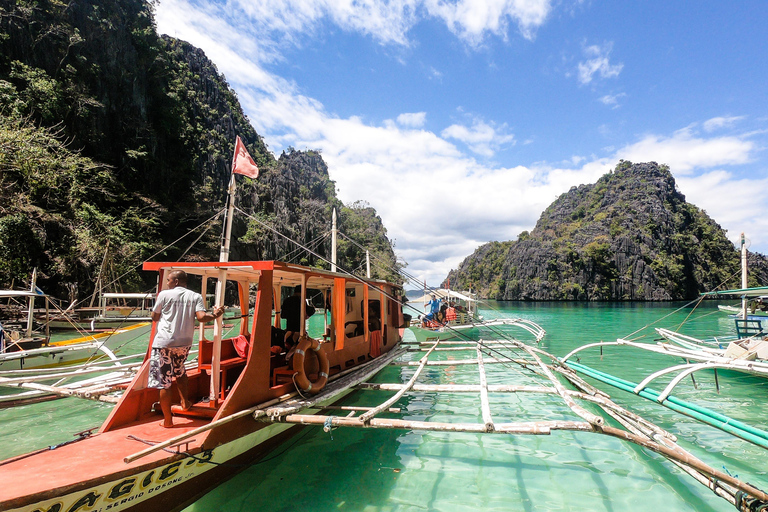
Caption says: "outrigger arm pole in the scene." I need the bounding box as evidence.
[26,268,37,338]
[741,232,748,320]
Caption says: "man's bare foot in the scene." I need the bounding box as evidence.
[160,420,174,428]
[180,397,194,411]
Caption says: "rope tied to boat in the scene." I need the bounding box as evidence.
[323,416,336,440]
[125,435,231,467]
[735,490,768,512]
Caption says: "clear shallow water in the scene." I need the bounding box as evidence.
[2,302,767,511]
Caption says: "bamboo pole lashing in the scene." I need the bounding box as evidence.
[476,347,494,432]
[280,413,592,435]
[0,363,141,385]
[259,347,406,420]
[393,357,524,366]
[358,341,440,424]
[357,373,676,443]
[512,341,604,427]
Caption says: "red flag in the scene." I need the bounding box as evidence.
[232,136,259,178]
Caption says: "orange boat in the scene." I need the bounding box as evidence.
[0,259,405,512]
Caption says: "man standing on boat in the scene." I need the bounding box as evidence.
[425,294,441,322]
[150,269,224,428]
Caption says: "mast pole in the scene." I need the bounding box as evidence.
[26,268,37,337]
[331,208,337,273]
[210,171,236,404]
[366,250,371,278]
[741,232,748,321]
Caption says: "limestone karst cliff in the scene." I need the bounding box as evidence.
[0,0,400,299]
[446,161,768,300]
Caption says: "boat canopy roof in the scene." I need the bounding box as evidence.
[102,292,156,299]
[701,286,768,298]
[142,260,398,290]
[409,288,476,304]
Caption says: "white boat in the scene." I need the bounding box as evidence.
[407,288,546,343]
[717,299,768,319]
[2,287,150,372]
[45,292,156,330]
[0,320,150,372]
[407,288,483,341]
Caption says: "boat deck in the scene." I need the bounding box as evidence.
[0,413,208,503]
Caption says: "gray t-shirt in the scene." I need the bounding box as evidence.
[152,286,205,348]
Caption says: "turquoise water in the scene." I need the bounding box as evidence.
[3,302,767,511]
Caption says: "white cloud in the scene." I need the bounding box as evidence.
[703,115,745,132]
[155,1,768,287]
[423,0,552,43]
[599,92,626,108]
[616,128,753,173]
[159,0,553,55]
[230,0,419,46]
[577,42,623,84]
[397,112,427,128]
[441,119,515,157]
[677,171,768,252]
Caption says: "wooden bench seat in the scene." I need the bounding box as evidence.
[198,356,246,371]
[198,356,247,400]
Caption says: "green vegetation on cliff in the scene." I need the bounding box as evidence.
[448,161,768,300]
[0,0,401,299]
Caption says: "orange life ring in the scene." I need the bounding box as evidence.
[292,336,329,393]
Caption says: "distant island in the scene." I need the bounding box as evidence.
[446,161,768,301]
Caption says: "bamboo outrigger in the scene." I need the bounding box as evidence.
[252,335,768,510]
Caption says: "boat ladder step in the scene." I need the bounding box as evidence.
[171,403,218,419]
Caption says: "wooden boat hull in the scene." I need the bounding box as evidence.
[3,386,358,512]
[0,260,406,512]
[2,418,297,512]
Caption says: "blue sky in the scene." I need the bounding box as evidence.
[155,0,768,287]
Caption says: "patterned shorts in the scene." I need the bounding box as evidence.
[148,346,191,389]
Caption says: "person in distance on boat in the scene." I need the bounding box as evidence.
[424,294,441,322]
[438,301,448,324]
[150,270,225,428]
[281,285,316,352]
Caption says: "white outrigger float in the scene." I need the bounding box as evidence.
[45,292,156,330]
[559,236,768,462]
[0,288,150,373]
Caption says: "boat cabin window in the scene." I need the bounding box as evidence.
[343,286,365,338]
[368,299,381,331]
